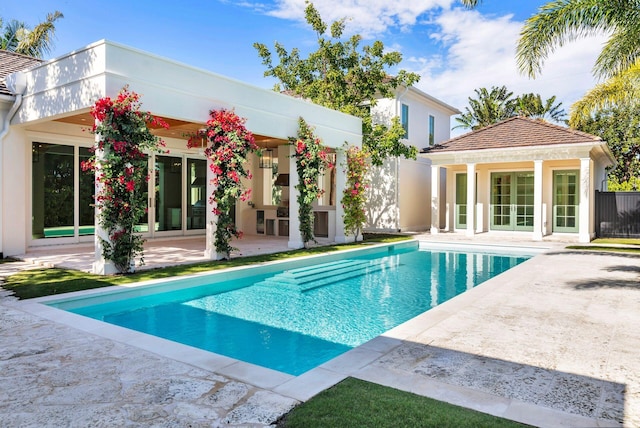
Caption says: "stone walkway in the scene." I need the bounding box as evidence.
[1,239,639,427]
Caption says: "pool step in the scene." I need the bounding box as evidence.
[255,259,385,292]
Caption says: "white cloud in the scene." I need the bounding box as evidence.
[245,0,453,37]
[406,8,606,135]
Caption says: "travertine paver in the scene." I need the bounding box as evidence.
[0,303,298,427]
[1,238,640,427]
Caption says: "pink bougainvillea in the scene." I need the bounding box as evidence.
[188,109,258,257]
[341,145,370,239]
[84,86,167,273]
[290,117,334,246]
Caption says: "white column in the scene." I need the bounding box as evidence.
[466,163,476,237]
[288,145,304,249]
[334,148,355,243]
[204,157,220,259]
[430,165,441,234]
[578,157,591,243]
[92,136,118,275]
[533,160,544,241]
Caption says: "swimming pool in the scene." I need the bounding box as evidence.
[48,241,535,375]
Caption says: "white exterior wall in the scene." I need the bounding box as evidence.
[0,99,9,257]
[2,127,29,256]
[367,87,458,232]
[396,89,454,150]
[366,157,399,231]
[398,157,431,231]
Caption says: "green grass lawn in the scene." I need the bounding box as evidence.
[277,378,529,428]
[2,234,412,300]
[591,238,640,246]
[566,245,640,255]
[565,237,640,255]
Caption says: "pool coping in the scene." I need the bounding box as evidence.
[14,239,616,427]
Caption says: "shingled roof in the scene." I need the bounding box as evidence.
[0,50,43,96]
[424,116,601,153]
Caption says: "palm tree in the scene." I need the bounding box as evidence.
[454,86,516,130]
[515,93,566,122]
[0,11,63,58]
[516,0,640,79]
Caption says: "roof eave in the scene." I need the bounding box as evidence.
[420,140,611,165]
[394,85,461,115]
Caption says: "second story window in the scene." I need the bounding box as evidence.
[401,104,409,139]
[429,115,435,145]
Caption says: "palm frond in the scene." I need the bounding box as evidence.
[595,24,640,78]
[569,61,640,127]
[15,10,63,58]
[517,0,624,78]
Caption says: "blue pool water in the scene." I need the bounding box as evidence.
[56,243,532,375]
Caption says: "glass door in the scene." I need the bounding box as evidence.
[455,173,467,229]
[514,172,534,230]
[32,143,75,239]
[155,155,184,234]
[490,172,534,231]
[491,173,512,230]
[553,170,579,232]
[187,158,207,231]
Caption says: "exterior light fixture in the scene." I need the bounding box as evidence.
[260,148,273,169]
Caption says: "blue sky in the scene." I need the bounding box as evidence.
[2,1,605,133]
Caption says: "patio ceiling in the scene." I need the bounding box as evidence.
[53,112,288,147]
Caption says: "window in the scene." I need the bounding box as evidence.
[401,104,409,139]
[429,115,435,146]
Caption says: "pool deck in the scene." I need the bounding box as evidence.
[1,235,639,426]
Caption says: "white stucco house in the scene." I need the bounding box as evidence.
[421,117,616,243]
[0,40,362,273]
[367,86,460,232]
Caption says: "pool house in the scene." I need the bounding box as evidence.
[422,117,616,242]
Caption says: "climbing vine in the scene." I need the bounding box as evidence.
[189,109,258,258]
[341,145,369,239]
[290,117,334,246]
[83,87,167,273]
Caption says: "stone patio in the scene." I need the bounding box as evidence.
[1,237,639,426]
[16,235,292,272]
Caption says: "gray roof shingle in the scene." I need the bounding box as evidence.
[0,50,43,96]
[424,116,601,153]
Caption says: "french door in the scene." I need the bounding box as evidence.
[455,173,477,229]
[553,170,579,233]
[490,172,534,231]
